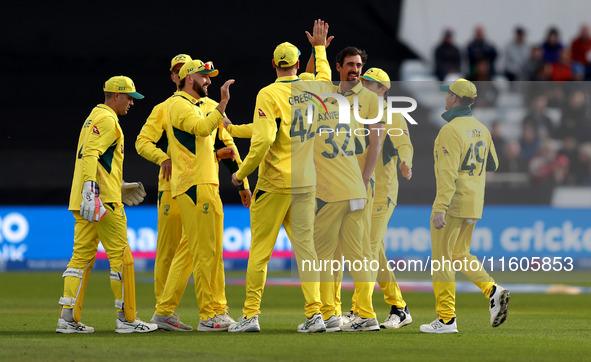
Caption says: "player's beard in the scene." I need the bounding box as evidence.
[193,81,208,98]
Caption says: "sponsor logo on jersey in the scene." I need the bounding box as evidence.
[203,203,209,214]
[402,129,408,135]
[258,109,267,118]
[163,205,170,216]
[92,126,100,135]
[442,146,449,155]
[121,145,124,154]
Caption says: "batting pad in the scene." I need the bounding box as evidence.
[59,257,95,322]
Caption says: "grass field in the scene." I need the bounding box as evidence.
[1,272,589,361]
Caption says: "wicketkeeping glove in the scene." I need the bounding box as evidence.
[80,180,107,222]
[121,181,147,206]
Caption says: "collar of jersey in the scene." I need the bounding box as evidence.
[338,81,363,96]
[95,104,118,118]
[174,90,201,104]
[441,104,472,122]
[276,75,301,83]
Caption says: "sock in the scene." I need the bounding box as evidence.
[61,308,74,322]
[118,311,127,322]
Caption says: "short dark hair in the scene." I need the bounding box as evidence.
[459,95,475,105]
[277,61,297,70]
[104,92,115,100]
[178,78,186,90]
[336,47,368,67]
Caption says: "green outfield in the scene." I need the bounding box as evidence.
[1,272,589,361]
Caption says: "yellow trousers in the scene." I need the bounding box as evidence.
[176,184,227,321]
[62,204,129,314]
[153,190,183,305]
[370,198,406,309]
[314,200,375,320]
[243,190,321,319]
[430,214,495,322]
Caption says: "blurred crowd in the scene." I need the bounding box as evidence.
[433,24,591,188]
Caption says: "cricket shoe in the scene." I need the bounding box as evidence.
[489,284,510,327]
[297,313,326,333]
[340,316,380,332]
[228,315,261,333]
[56,318,95,334]
[419,318,458,334]
[197,315,232,332]
[216,313,236,326]
[342,310,358,324]
[115,318,158,334]
[150,313,193,332]
[324,315,343,332]
[380,305,413,329]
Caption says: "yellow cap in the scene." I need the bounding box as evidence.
[360,67,391,89]
[274,42,300,68]
[440,78,477,98]
[103,76,144,99]
[179,59,219,80]
[299,72,315,80]
[170,54,192,71]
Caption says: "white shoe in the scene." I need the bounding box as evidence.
[56,318,95,334]
[115,318,157,333]
[380,305,413,329]
[340,316,380,332]
[420,318,458,334]
[216,313,236,326]
[197,315,231,332]
[228,315,261,333]
[342,310,357,324]
[324,315,343,332]
[150,313,193,331]
[489,284,510,327]
[297,313,326,333]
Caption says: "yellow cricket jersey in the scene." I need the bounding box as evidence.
[69,104,124,210]
[227,123,254,138]
[166,90,224,198]
[235,45,331,194]
[433,105,499,218]
[314,101,367,202]
[200,97,250,191]
[135,96,173,191]
[374,106,413,206]
[333,82,381,173]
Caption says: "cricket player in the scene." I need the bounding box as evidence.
[360,68,414,329]
[166,59,235,331]
[57,76,157,334]
[313,97,380,332]
[307,47,384,324]
[228,19,331,333]
[420,78,509,334]
[136,55,248,331]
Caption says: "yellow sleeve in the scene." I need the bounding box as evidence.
[81,115,118,184]
[390,113,413,168]
[169,99,223,136]
[486,135,499,171]
[311,45,331,81]
[433,126,462,213]
[235,90,277,180]
[135,102,169,166]
[218,124,250,190]
[227,123,254,138]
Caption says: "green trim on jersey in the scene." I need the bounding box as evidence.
[173,126,196,155]
[441,104,472,122]
[98,142,117,174]
[382,136,399,166]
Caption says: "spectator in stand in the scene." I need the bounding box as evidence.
[498,141,528,174]
[558,136,579,185]
[573,143,591,185]
[504,27,529,81]
[523,94,555,139]
[491,121,506,154]
[551,48,573,81]
[521,46,544,81]
[519,123,540,164]
[434,28,462,81]
[558,90,588,139]
[467,26,497,79]
[570,24,591,80]
[529,139,569,187]
[541,27,564,64]
[467,59,498,107]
